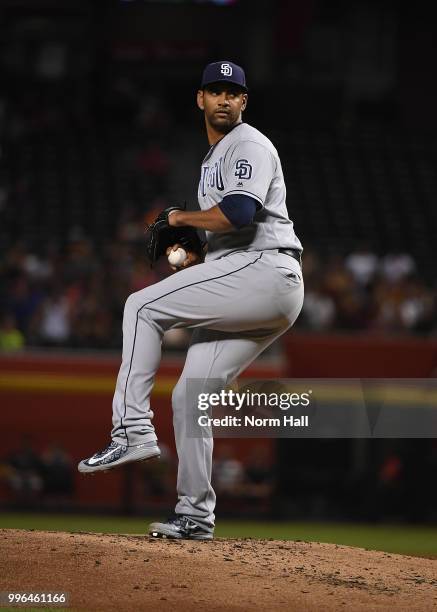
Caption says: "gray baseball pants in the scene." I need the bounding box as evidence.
[111,250,304,531]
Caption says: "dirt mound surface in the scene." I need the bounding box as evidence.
[1,529,436,611]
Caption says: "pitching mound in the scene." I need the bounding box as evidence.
[1,529,436,611]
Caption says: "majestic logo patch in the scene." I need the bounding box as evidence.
[220,63,232,76]
[235,159,252,180]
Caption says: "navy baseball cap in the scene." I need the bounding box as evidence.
[201,61,248,92]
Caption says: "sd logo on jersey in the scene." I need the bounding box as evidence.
[235,159,252,180]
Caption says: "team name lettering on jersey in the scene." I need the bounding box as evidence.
[200,157,225,196]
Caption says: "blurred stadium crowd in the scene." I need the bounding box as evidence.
[0,81,435,351]
[2,436,435,523]
[0,438,75,506]
[0,437,276,516]
[0,1,436,350]
[1,238,435,352]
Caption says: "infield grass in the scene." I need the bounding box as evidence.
[0,512,436,557]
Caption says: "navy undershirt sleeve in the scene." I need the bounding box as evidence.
[218,194,258,229]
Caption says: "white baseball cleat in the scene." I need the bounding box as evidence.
[78,440,160,474]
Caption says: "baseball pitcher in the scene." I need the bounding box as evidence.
[78,61,304,540]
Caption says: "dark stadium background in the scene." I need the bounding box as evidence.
[0,0,436,531]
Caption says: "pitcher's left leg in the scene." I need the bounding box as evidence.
[171,327,290,532]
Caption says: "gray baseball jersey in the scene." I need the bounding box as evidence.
[198,122,303,260]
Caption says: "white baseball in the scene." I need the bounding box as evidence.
[168,247,187,267]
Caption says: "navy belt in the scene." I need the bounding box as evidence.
[278,248,302,267]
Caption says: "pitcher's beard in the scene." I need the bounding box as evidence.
[208,114,236,133]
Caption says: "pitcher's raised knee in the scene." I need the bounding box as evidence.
[123,289,152,319]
